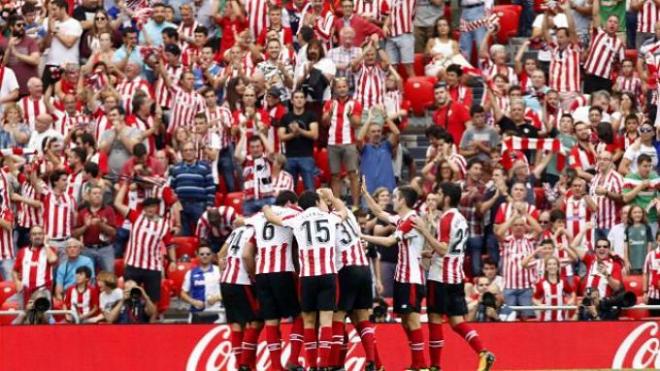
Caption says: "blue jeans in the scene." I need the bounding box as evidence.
[459,5,488,60]
[114,227,130,258]
[286,157,316,191]
[467,236,484,277]
[503,288,534,318]
[626,10,637,48]
[0,259,14,280]
[181,201,207,237]
[218,145,236,192]
[485,232,500,268]
[243,197,275,216]
[512,0,534,37]
[82,245,115,273]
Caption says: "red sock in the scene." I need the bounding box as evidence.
[231,329,244,362]
[317,326,333,367]
[452,322,485,354]
[329,321,344,366]
[429,322,445,367]
[303,328,318,368]
[358,321,376,362]
[265,325,283,370]
[338,330,349,365]
[288,317,304,367]
[403,326,413,363]
[240,327,260,368]
[410,328,427,368]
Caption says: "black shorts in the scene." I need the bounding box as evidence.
[337,266,373,312]
[393,281,425,314]
[124,265,161,302]
[427,281,468,316]
[255,272,301,320]
[221,283,260,324]
[300,274,337,312]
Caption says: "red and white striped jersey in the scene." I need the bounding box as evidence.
[584,27,625,79]
[67,170,85,204]
[590,169,624,230]
[19,95,47,131]
[124,184,177,229]
[384,90,403,118]
[92,108,112,146]
[243,0,269,40]
[583,254,623,298]
[389,210,426,285]
[0,169,11,212]
[221,225,255,285]
[501,234,536,289]
[533,278,574,321]
[196,206,237,241]
[354,63,386,110]
[429,208,468,284]
[206,105,233,151]
[241,155,274,200]
[283,207,343,277]
[481,57,519,85]
[53,109,89,138]
[178,20,199,46]
[300,4,335,46]
[155,63,185,107]
[336,212,368,270]
[231,108,272,140]
[388,0,415,36]
[323,97,363,145]
[266,103,287,153]
[16,178,41,229]
[41,188,76,240]
[494,202,539,226]
[192,132,221,163]
[449,153,467,179]
[637,0,660,33]
[65,284,99,316]
[116,76,152,115]
[247,206,299,274]
[124,210,172,271]
[0,208,14,260]
[643,247,660,299]
[272,170,294,195]
[568,144,597,172]
[257,26,294,46]
[13,246,56,291]
[615,74,643,97]
[354,0,390,23]
[167,85,206,134]
[132,114,156,155]
[561,195,594,241]
[548,42,581,93]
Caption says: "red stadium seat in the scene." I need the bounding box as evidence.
[214,192,225,207]
[621,303,648,321]
[114,259,125,278]
[224,192,244,215]
[167,262,194,297]
[170,237,200,260]
[625,49,638,64]
[0,281,17,307]
[0,301,20,325]
[314,147,331,183]
[158,279,173,313]
[493,5,521,44]
[624,275,644,297]
[413,53,426,77]
[404,76,436,116]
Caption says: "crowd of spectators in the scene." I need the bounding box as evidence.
[0,0,657,325]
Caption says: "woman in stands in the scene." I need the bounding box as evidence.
[532,256,575,321]
[424,17,469,78]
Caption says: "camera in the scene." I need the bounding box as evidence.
[475,292,499,322]
[129,287,142,301]
[34,297,51,312]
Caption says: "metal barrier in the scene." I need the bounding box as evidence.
[509,305,660,311]
[0,309,80,324]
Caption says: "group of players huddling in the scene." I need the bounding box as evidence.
[218,180,495,371]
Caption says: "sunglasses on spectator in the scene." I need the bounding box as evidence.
[640,126,654,133]
[95,16,107,21]
[596,244,610,249]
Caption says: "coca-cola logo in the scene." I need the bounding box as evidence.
[186,325,366,371]
[612,322,660,369]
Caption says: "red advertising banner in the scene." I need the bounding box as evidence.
[0,321,659,370]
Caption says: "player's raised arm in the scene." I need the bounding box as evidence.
[360,232,398,247]
[361,177,393,224]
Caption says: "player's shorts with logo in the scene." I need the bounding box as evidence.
[393,281,426,314]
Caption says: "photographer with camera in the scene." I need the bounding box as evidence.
[467,277,502,322]
[16,287,55,325]
[107,279,157,324]
[577,286,637,321]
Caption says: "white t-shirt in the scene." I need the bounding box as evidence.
[608,223,626,258]
[572,105,612,125]
[27,128,64,154]
[532,13,569,62]
[0,67,19,115]
[623,143,658,173]
[100,288,123,313]
[46,17,83,65]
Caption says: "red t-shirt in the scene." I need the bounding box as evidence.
[433,101,470,145]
